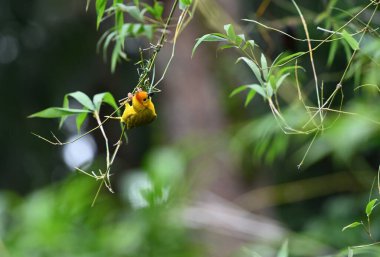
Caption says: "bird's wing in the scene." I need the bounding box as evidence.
[121,103,136,124]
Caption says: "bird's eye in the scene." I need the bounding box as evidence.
[143,98,147,102]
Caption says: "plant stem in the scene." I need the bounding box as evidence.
[137,0,179,89]
[94,111,113,192]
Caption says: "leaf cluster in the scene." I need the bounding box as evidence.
[29,91,119,133]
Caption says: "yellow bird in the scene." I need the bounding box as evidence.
[121,90,157,129]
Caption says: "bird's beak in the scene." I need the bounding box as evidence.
[148,92,154,97]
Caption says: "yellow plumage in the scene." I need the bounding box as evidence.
[121,91,157,129]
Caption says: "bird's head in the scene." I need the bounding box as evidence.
[133,91,154,110]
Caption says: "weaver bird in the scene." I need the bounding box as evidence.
[120,90,157,129]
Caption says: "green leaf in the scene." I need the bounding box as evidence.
[153,2,164,19]
[217,44,237,52]
[64,91,95,111]
[114,0,124,31]
[224,24,236,42]
[342,221,362,231]
[143,25,154,40]
[277,66,305,77]
[366,199,378,217]
[237,57,263,85]
[93,92,119,113]
[245,89,256,107]
[315,0,338,24]
[342,30,359,51]
[192,34,227,57]
[111,40,123,73]
[59,91,94,128]
[28,107,90,118]
[179,0,192,10]
[275,52,305,66]
[144,2,163,20]
[76,112,88,133]
[229,85,248,97]
[276,73,290,90]
[117,4,144,22]
[132,23,143,35]
[102,30,116,61]
[96,0,107,29]
[247,84,266,98]
[242,39,255,51]
[237,34,245,41]
[327,38,338,67]
[276,240,288,257]
[260,53,268,80]
[341,39,353,64]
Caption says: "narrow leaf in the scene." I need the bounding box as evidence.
[192,34,227,57]
[153,2,164,19]
[342,30,359,50]
[179,0,192,10]
[76,112,88,133]
[217,44,237,52]
[93,92,119,113]
[327,38,338,66]
[224,24,236,42]
[260,53,268,80]
[237,57,263,85]
[111,40,123,73]
[229,85,248,97]
[246,84,267,98]
[275,52,305,66]
[366,199,378,217]
[342,221,362,231]
[244,40,255,51]
[143,25,154,40]
[28,107,90,118]
[245,89,256,107]
[115,0,124,30]
[65,91,95,111]
[96,0,107,29]
[237,34,245,42]
[341,39,353,64]
[117,4,144,22]
[276,73,290,90]
[102,30,117,61]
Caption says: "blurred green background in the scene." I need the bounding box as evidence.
[1,0,380,256]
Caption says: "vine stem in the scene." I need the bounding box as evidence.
[152,5,190,90]
[137,0,179,90]
[292,0,323,126]
[94,111,113,192]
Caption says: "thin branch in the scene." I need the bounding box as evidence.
[152,6,190,90]
[292,0,323,125]
[136,0,179,90]
[31,105,124,146]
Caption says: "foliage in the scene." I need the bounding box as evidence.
[0,147,201,256]
[28,0,194,203]
[22,0,380,256]
[193,0,380,169]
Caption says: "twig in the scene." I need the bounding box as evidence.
[292,0,323,125]
[136,0,179,90]
[152,5,190,90]
[31,105,124,146]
